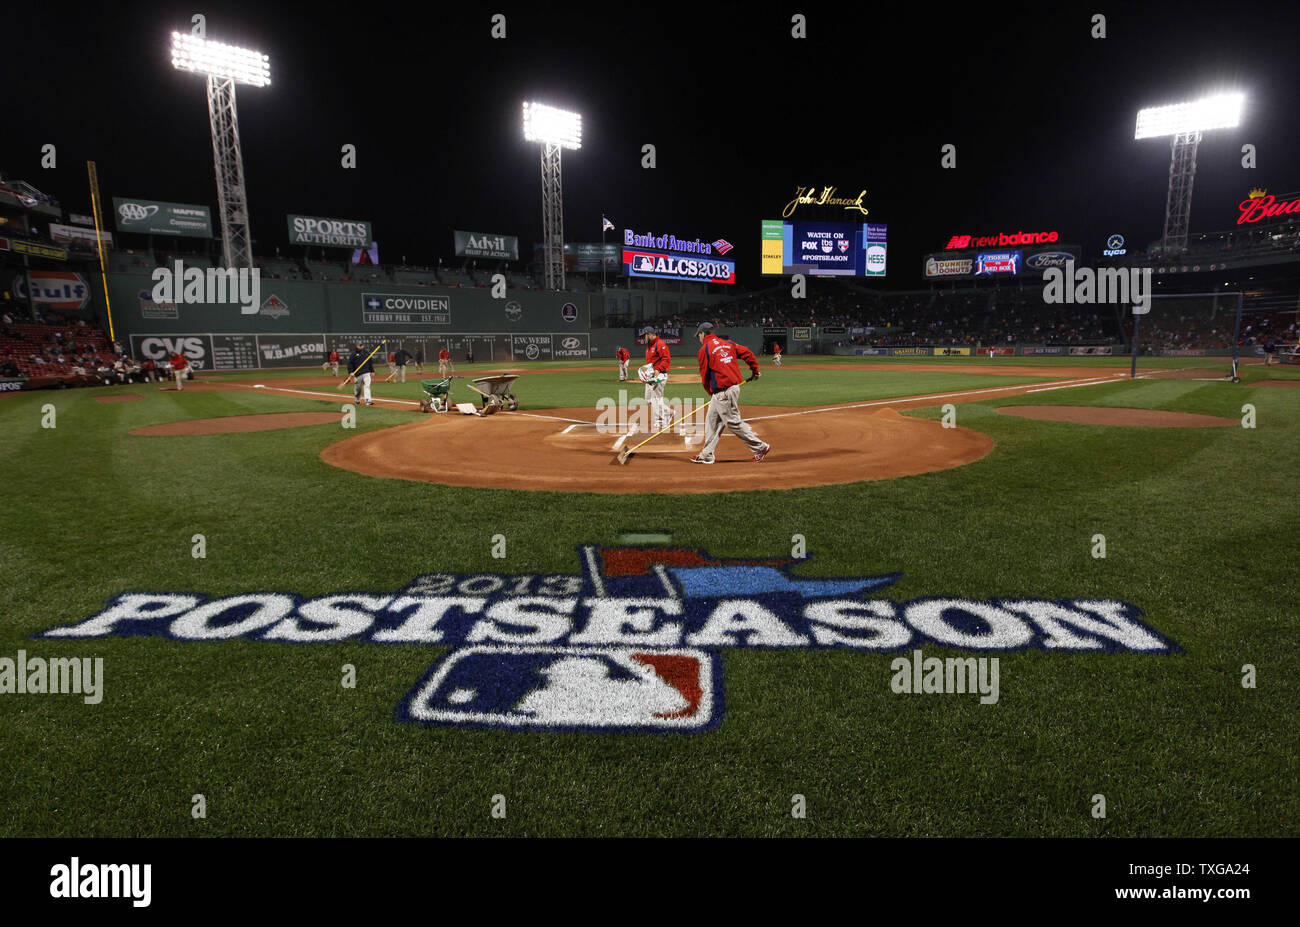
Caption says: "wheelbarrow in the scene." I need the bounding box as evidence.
[465,374,520,412]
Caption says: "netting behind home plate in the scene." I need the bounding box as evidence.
[1128,292,1244,378]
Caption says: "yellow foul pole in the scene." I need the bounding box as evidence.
[86,161,115,342]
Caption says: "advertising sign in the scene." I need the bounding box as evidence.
[137,288,177,320]
[974,251,1022,275]
[511,334,554,361]
[623,249,735,284]
[49,223,113,248]
[553,333,590,359]
[361,293,451,325]
[288,215,372,249]
[533,243,621,272]
[1023,250,1076,271]
[762,221,886,276]
[454,230,520,261]
[1237,191,1300,225]
[924,255,974,277]
[11,271,91,309]
[257,335,326,367]
[761,220,784,275]
[636,324,682,345]
[0,238,68,261]
[112,197,213,238]
[945,230,1058,250]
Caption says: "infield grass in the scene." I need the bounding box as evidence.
[0,358,1295,837]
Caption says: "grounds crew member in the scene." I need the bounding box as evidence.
[616,346,630,381]
[392,346,410,382]
[643,331,671,433]
[690,322,769,464]
[414,348,424,373]
[347,340,376,406]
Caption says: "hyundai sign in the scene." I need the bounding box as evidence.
[623,249,736,284]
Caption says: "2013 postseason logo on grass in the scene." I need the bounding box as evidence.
[38,546,1180,733]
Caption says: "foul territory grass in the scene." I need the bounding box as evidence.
[0,359,1294,836]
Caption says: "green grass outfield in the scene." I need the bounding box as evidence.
[0,356,1295,836]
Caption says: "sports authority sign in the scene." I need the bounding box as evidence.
[39,546,1179,733]
[288,215,372,249]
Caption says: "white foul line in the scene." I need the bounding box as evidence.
[745,373,1126,421]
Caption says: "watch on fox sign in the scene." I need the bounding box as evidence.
[761,221,887,277]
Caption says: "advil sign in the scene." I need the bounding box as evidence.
[39,546,1179,733]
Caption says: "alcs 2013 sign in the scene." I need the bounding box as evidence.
[623,249,736,285]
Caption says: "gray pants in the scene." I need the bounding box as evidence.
[644,380,670,432]
[394,363,406,383]
[697,384,765,461]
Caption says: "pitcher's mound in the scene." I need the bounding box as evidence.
[997,405,1236,427]
[320,404,994,493]
[132,412,341,436]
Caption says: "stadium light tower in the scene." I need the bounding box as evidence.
[523,102,582,291]
[170,31,271,270]
[1135,92,1244,254]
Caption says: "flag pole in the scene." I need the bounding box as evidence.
[601,216,607,292]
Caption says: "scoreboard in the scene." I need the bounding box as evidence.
[761,220,887,276]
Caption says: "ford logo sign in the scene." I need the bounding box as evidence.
[1026,251,1072,269]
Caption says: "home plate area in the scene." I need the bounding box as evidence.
[555,420,705,452]
[319,404,995,493]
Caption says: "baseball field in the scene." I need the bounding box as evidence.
[1,353,1295,837]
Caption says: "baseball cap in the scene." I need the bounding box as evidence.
[695,322,714,337]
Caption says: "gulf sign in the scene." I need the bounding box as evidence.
[623,248,735,284]
[11,271,91,310]
[974,251,1021,275]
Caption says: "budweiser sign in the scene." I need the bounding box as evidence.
[1237,193,1300,225]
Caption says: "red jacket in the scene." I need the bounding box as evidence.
[698,334,758,393]
[616,347,630,361]
[644,338,670,373]
[438,349,450,360]
[168,353,187,371]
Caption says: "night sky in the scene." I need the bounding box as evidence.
[4,0,1299,287]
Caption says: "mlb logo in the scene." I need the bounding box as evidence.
[634,255,655,272]
[399,645,721,732]
[838,239,850,253]
[820,239,833,253]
